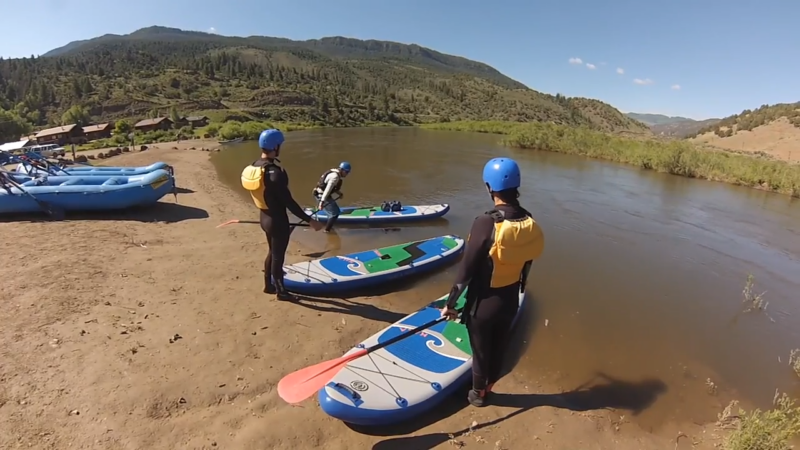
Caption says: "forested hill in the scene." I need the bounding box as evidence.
[0,26,650,138]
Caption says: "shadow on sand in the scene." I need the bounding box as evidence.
[367,372,668,449]
[292,294,406,324]
[0,201,209,224]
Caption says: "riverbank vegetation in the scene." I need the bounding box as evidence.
[0,26,649,144]
[718,391,800,450]
[790,350,800,379]
[75,113,319,150]
[421,121,800,197]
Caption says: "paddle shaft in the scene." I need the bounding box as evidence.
[360,309,462,357]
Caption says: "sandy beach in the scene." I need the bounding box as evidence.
[0,143,730,450]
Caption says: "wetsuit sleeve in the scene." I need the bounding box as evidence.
[320,172,340,203]
[269,168,315,222]
[444,214,496,309]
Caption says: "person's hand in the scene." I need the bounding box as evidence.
[440,306,459,321]
[317,202,324,211]
[309,219,324,231]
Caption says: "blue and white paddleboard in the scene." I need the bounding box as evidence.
[283,235,465,295]
[303,204,450,225]
[317,286,526,426]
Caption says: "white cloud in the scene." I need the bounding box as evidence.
[585,63,596,70]
[568,57,583,65]
[633,78,654,85]
[671,84,681,90]
[616,67,624,75]
[208,27,217,34]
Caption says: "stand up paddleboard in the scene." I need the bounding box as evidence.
[317,286,526,426]
[282,235,465,295]
[303,204,449,225]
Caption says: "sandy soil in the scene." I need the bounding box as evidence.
[0,145,729,449]
[691,117,800,163]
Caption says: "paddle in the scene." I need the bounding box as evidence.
[216,219,401,232]
[0,170,65,220]
[217,220,309,228]
[277,308,461,404]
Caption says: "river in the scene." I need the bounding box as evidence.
[211,127,800,429]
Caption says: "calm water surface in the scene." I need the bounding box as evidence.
[211,127,800,427]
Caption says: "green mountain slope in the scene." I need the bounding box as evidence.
[625,112,722,138]
[624,112,697,126]
[0,26,650,139]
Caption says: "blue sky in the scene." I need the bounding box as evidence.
[2,0,797,120]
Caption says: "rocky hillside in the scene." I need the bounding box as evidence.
[0,27,650,142]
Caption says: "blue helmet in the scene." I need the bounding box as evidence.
[339,161,351,173]
[258,129,284,151]
[482,157,521,192]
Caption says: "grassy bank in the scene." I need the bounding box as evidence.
[421,121,800,197]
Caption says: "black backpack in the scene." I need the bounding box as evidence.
[380,200,403,212]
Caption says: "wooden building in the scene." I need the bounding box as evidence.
[82,123,114,141]
[134,117,174,133]
[184,116,209,128]
[34,124,86,146]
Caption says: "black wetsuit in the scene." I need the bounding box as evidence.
[444,203,532,392]
[253,158,314,295]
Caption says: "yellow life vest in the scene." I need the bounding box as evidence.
[486,209,544,288]
[241,164,268,210]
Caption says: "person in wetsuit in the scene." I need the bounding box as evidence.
[312,161,351,233]
[440,157,545,407]
[241,129,324,300]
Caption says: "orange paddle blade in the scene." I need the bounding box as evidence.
[277,348,368,404]
[216,219,240,228]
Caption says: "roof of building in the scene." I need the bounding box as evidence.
[185,116,208,122]
[134,117,171,127]
[34,124,79,139]
[82,123,112,133]
[0,139,31,152]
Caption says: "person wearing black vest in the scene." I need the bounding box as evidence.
[312,161,351,233]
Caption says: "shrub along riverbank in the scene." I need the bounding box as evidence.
[421,121,800,198]
[77,120,319,151]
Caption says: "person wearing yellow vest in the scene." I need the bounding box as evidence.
[241,129,324,300]
[440,157,544,407]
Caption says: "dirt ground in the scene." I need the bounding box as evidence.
[691,117,800,163]
[1,143,730,449]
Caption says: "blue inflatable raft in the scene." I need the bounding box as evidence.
[16,161,171,176]
[0,169,176,214]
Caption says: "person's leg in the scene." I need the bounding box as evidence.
[270,225,294,301]
[323,200,341,232]
[465,295,506,407]
[466,313,494,407]
[486,305,518,391]
[259,211,276,294]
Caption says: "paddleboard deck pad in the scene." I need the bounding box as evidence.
[317,287,526,426]
[303,204,449,225]
[282,235,465,295]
